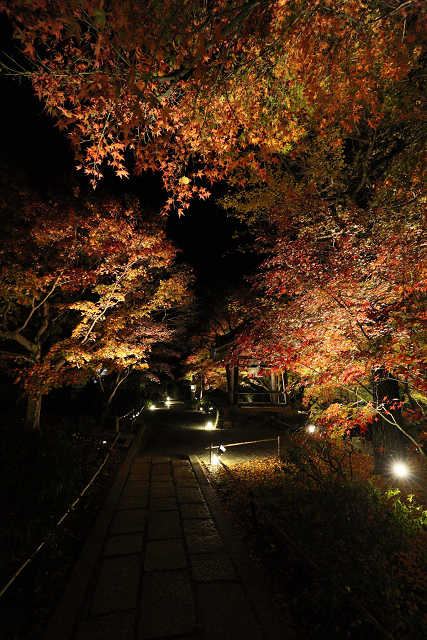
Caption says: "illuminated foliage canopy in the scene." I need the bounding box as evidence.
[2,0,427,212]
[0,176,193,428]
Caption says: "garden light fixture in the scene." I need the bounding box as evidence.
[391,461,409,478]
[212,444,226,465]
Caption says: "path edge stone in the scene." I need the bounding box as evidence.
[190,455,295,640]
[43,423,145,640]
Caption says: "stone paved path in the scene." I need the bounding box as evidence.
[44,424,293,640]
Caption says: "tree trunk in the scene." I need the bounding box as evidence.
[25,391,43,430]
[101,369,131,425]
[372,367,406,475]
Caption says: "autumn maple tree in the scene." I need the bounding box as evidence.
[0,175,193,430]
[224,191,427,473]
[2,1,427,212]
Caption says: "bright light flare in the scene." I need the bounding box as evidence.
[392,461,410,478]
[306,424,316,434]
[149,404,156,411]
[205,421,214,430]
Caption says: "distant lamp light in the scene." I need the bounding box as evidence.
[190,384,196,391]
[392,461,409,478]
[166,399,171,406]
[307,424,316,434]
[150,404,156,411]
[167,396,170,401]
[205,420,214,430]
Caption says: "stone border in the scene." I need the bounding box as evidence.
[190,455,295,640]
[43,423,146,640]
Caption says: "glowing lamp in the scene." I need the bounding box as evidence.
[212,444,226,465]
[306,424,316,434]
[205,421,214,430]
[392,461,409,478]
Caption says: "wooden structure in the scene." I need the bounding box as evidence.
[210,327,287,407]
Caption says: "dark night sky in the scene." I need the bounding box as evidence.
[0,14,257,297]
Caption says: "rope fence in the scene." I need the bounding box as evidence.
[0,432,122,600]
[206,436,282,464]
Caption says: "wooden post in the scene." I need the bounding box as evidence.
[226,364,239,405]
[282,369,289,404]
[277,435,281,458]
[270,371,279,404]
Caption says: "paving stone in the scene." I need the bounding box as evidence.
[130,463,150,476]
[190,552,237,581]
[172,459,191,467]
[139,571,196,639]
[131,458,151,473]
[150,481,175,498]
[133,455,151,463]
[117,495,147,510]
[110,509,146,535]
[122,481,149,498]
[129,470,150,481]
[183,519,224,553]
[175,477,198,488]
[104,532,144,557]
[152,463,171,475]
[180,503,211,519]
[147,510,181,540]
[144,539,187,571]
[177,487,204,504]
[91,555,140,615]
[196,583,262,640]
[75,611,135,640]
[151,474,172,482]
[151,456,170,463]
[149,496,178,511]
[173,468,195,478]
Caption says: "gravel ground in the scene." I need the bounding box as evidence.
[138,405,289,465]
